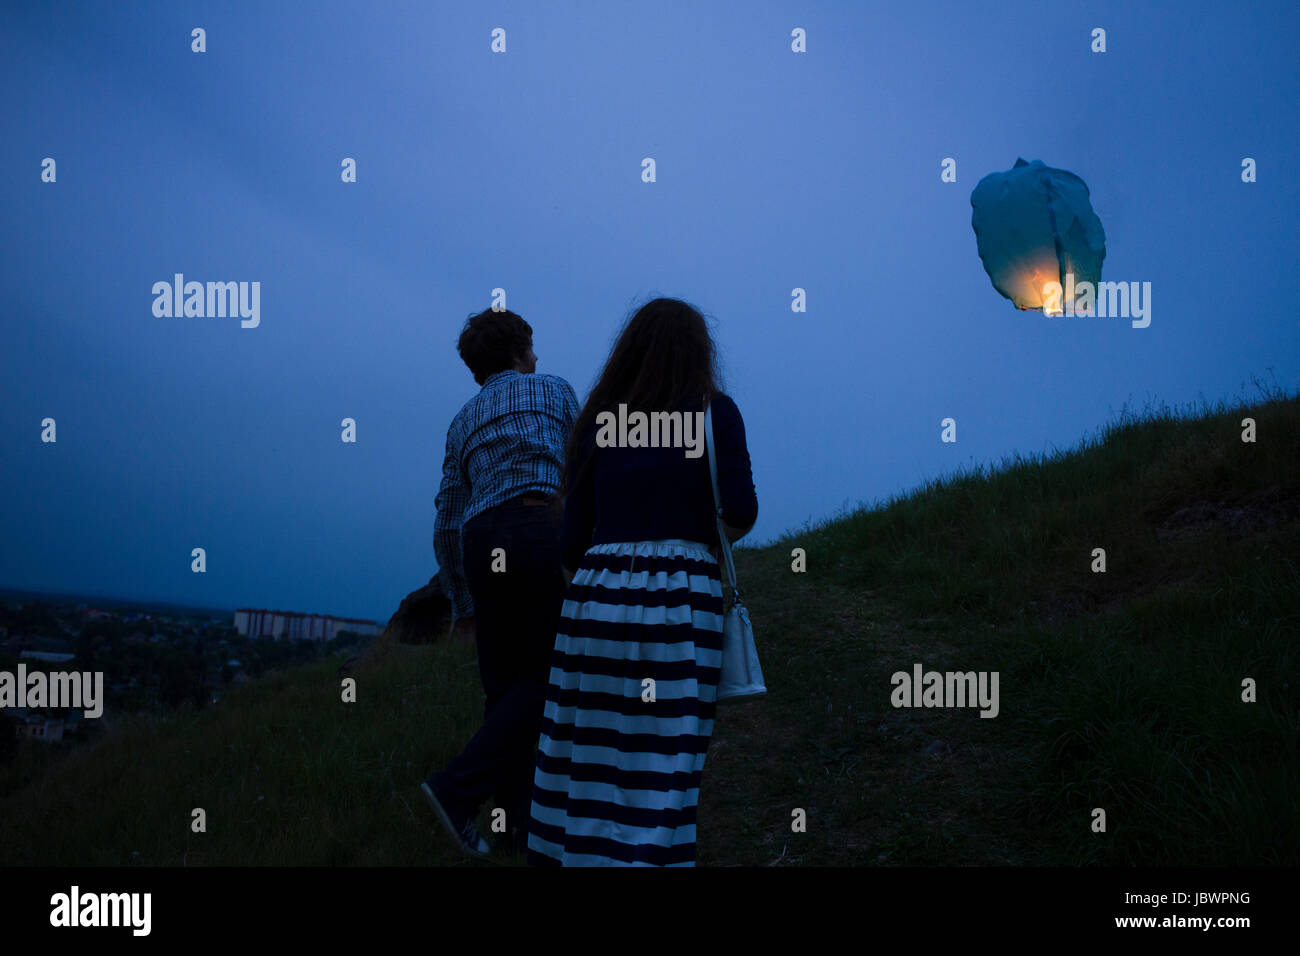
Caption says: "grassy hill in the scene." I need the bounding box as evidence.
[3,388,1297,866]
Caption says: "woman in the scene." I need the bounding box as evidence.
[526,297,758,866]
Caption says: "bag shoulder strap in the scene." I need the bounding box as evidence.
[704,397,740,598]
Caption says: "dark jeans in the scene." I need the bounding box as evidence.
[430,498,565,838]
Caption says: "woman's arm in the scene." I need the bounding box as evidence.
[561,425,597,571]
[712,394,758,539]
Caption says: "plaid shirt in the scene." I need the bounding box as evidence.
[434,370,580,618]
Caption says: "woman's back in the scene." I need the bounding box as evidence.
[528,297,758,867]
[562,392,758,568]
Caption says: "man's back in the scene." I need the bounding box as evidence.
[435,368,579,619]
[450,370,579,522]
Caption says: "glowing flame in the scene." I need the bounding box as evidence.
[1040,276,1063,315]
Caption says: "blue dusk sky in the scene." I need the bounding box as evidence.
[1,1,1297,623]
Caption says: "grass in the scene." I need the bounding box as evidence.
[2,384,1297,866]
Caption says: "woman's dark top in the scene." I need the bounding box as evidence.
[562,392,758,570]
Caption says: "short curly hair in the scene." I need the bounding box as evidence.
[457,308,533,385]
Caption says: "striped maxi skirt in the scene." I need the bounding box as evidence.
[526,539,724,866]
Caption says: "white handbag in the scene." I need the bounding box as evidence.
[704,400,766,704]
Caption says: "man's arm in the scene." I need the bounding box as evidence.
[560,379,581,433]
[433,420,474,620]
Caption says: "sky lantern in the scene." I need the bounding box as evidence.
[971,158,1106,314]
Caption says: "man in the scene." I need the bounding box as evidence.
[422,307,579,858]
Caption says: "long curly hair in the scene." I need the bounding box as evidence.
[563,297,721,496]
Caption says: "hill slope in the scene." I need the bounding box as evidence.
[3,390,1296,866]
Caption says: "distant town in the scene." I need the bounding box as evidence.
[0,589,378,759]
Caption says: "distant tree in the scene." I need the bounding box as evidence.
[12,602,58,636]
[0,711,19,764]
[81,616,126,643]
[331,630,360,650]
[70,633,98,671]
[156,648,193,709]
